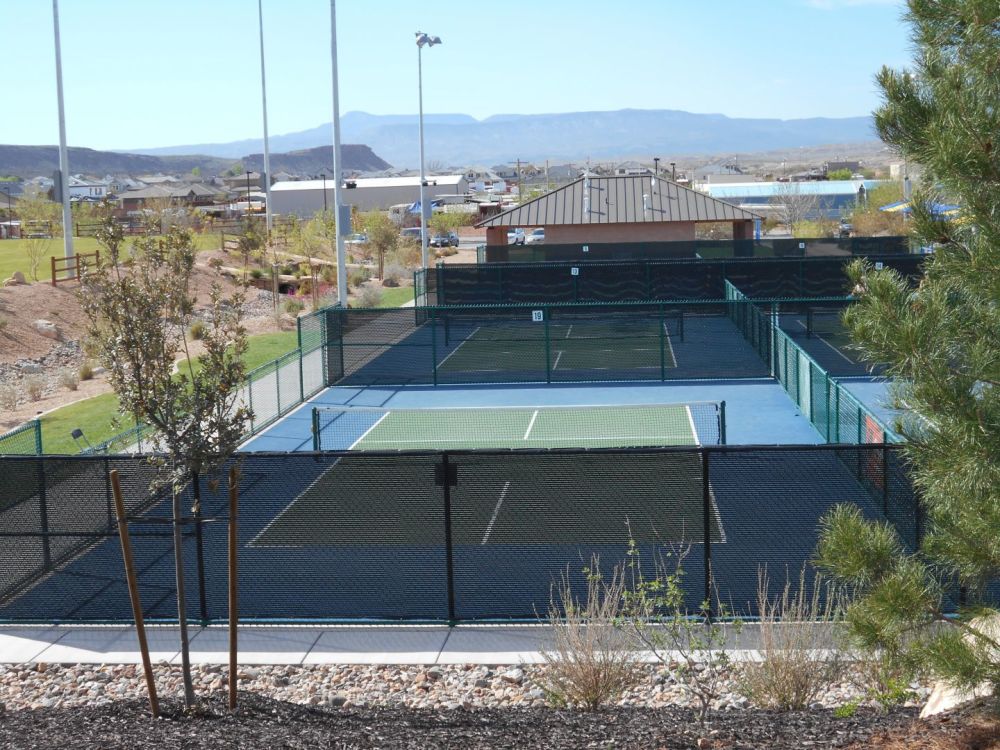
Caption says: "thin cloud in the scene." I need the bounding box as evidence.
[805,0,900,9]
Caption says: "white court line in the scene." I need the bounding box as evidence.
[552,350,563,370]
[664,322,678,368]
[360,434,691,444]
[436,325,480,369]
[685,405,700,446]
[565,325,573,339]
[482,481,511,545]
[795,320,854,365]
[348,411,392,450]
[522,410,539,440]
[249,457,344,548]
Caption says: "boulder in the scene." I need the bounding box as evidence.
[33,320,59,340]
[921,613,999,717]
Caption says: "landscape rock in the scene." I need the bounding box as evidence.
[3,271,26,286]
[32,319,60,340]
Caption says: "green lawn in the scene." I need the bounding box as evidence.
[377,286,415,307]
[0,233,220,282]
[40,391,125,455]
[39,330,300,454]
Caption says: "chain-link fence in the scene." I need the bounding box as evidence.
[419,253,925,307]
[324,302,772,386]
[483,236,912,263]
[0,420,42,455]
[1,444,963,624]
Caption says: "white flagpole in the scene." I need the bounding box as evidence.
[52,0,74,265]
[330,0,347,306]
[257,0,272,237]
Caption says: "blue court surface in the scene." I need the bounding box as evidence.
[240,379,824,452]
[837,377,904,435]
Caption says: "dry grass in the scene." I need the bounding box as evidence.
[739,566,845,711]
[536,560,644,710]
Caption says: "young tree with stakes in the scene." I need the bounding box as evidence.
[817,0,1000,699]
[80,217,250,707]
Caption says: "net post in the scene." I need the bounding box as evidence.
[544,307,552,384]
[824,374,831,442]
[719,401,727,445]
[431,308,439,386]
[702,448,713,620]
[659,303,666,381]
[312,407,320,451]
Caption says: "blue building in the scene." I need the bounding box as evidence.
[704,180,885,220]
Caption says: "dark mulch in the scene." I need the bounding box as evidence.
[0,693,920,750]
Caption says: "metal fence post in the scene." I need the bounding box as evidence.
[274,358,281,415]
[702,448,713,619]
[37,457,51,569]
[659,303,666,380]
[544,307,552,384]
[440,454,457,623]
[431,308,439,386]
[104,456,113,530]
[297,317,305,402]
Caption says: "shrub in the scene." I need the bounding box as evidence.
[738,567,845,711]
[249,267,263,280]
[57,368,79,391]
[355,285,383,308]
[0,382,18,410]
[537,559,643,710]
[79,361,95,381]
[320,264,337,285]
[0,316,8,332]
[382,262,407,288]
[348,267,371,288]
[284,299,305,316]
[24,375,45,402]
[189,320,206,340]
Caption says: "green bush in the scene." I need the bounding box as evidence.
[348,267,371,288]
[79,362,95,381]
[284,299,305,316]
[189,320,206,340]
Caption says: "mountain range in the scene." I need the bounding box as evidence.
[0,144,389,180]
[129,109,880,167]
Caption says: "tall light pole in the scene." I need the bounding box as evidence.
[330,1,347,305]
[52,0,73,264]
[415,31,441,269]
[653,157,659,178]
[257,0,273,237]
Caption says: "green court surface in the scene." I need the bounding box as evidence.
[314,403,722,451]
[438,320,678,375]
[251,452,724,548]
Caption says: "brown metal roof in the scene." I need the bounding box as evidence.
[476,175,763,227]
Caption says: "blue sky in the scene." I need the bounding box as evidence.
[3,0,912,151]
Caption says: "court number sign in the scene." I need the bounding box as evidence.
[571,267,579,276]
[875,262,884,270]
[532,310,544,322]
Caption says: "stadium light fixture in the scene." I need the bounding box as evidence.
[415,31,442,269]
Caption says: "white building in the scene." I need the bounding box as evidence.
[68,176,108,200]
[269,174,469,218]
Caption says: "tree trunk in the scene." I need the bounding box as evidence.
[173,486,196,707]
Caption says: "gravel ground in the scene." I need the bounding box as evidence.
[0,691,920,750]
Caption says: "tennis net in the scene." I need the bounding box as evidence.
[312,401,725,451]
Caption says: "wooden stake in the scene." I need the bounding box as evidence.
[110,469,159,718]
[228,465,240,711]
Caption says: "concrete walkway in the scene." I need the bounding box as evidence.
[0,624,783,666]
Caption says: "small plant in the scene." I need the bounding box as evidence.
[284,299,305,316]
[57,368,79,391]
[189,320,206,340]
[249,267,263,280]
[79,361,95,381]
[618,537,742,725]
[0,382,18,410]
[738,566,845,711]
[355,285,383,308]
[0,315,8,332]
[382,262,406,288]
[845,646,917,713]
[320,265,337,285]
[536,559,644,710]
[23,375,45,402]
[833,699,860,719]
[348,267,371,288]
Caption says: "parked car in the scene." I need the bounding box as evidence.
[525,228,545,245]
[837,221,853,239]
[429,230,459,248]
[507,228,525,245]
[345,232,368,246]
